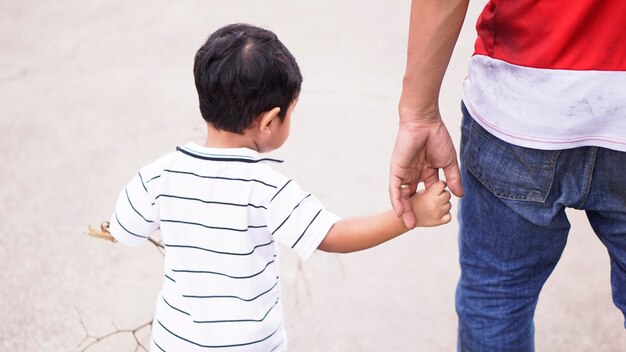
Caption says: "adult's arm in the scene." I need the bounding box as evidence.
[390,0,469,228]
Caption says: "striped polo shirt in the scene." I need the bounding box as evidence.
[109,141,340,352]
[462,0,626,152]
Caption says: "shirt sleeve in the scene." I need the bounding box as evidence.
[266,179,340,260]
[108,172,159,247]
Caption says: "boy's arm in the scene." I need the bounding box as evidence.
[319,181,451,253]
[317,210,409,253]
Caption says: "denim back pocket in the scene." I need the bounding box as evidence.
[465,121,560,202]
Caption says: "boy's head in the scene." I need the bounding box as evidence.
[193,23,302,134]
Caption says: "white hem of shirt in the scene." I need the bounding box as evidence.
[462,55,626,152]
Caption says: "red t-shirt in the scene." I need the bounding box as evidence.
[474,0,626,70]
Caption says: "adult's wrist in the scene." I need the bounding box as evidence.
[398,108,443,134]
[398,92,442,124]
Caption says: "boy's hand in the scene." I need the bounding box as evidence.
[409,180,452,227]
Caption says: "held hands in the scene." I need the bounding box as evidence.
[409,180,452,227]
[390,116,463,228]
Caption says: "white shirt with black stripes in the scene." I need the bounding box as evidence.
[109,141,340,352]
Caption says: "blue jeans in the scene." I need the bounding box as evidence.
[457,103,626,351]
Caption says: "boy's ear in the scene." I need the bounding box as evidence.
[258,107,281,133]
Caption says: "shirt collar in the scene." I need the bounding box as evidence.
[177,142,283,164]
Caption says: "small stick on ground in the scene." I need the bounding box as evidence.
[75,307,152,352]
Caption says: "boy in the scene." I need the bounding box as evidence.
[108,23,451,352]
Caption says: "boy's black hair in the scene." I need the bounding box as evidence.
[193,23,302,134]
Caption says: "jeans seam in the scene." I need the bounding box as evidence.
[576,147,598,209]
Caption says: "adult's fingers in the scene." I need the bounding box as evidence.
[402,208,417,229]
[421,168,441,190]
[443,161,464,197]
[389,174,405,218]
[399,181,418,229]
[391,173,418,228]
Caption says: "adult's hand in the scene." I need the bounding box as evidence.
[390,0,469,228]
[389,110,462,229]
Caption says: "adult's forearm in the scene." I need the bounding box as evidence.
[400,0,469,120]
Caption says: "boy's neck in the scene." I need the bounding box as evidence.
[204,124,260,151]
